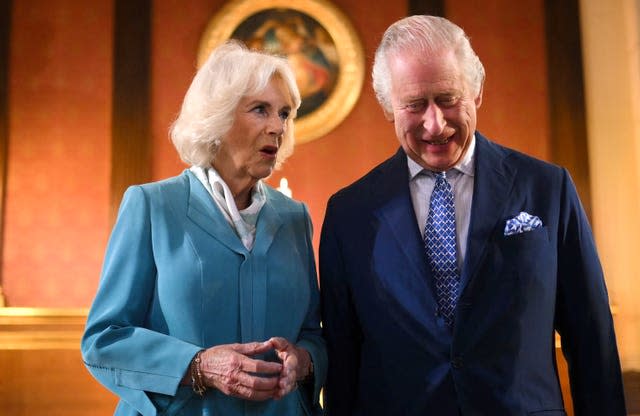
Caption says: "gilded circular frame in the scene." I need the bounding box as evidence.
[197,0,365,145]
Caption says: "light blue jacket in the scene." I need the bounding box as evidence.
[81,170,327,415]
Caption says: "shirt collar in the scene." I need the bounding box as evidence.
[407,133,476,180]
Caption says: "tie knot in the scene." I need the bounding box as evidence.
[432,171,450,189]
[431,171,447,180]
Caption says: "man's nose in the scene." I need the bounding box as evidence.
[422,103,445,136]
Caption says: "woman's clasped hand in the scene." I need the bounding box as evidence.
[197,337,311,401]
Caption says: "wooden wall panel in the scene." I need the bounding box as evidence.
[0,349,118,416]
[110,0,152,224]
[0,309,118,415]
[409,0,445,16]
[544,0,591,218]
[0,0,11,306]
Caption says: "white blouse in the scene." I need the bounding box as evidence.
[190,166,266,251]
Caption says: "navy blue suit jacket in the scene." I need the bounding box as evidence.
[319,134,625,415]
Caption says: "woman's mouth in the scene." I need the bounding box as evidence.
[260,145,278,158]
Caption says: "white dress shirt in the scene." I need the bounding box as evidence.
[408,136,476,270]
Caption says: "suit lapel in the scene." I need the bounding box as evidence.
[371,150,447,346]
[459,134,516,294]
[374,140,517,294]
[374,149,431,283]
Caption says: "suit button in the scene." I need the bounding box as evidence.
[451,356,463,369]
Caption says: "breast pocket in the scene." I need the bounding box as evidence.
[499,226,551,263]
[495,226,556,295]
[502,226,549,246]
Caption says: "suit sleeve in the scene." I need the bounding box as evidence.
[81,186,201,415]
[319,196,362,415]
[554,168,626,415]
[296,203,328,408]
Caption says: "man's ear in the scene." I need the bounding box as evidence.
[383,110,394,122]
[475,82,484,109]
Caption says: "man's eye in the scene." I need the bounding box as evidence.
[405,101,426,112]
[438,96,458,107]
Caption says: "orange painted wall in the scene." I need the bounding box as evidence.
[2,0,550,307]
[151,0,228,180]
[4,0,112,307]
[447,0,550,160]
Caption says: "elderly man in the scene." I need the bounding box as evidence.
[319,15,625,415]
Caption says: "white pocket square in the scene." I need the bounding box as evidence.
[504,212,543,236]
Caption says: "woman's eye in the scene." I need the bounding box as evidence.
[279,110,290,120]
[252,105,267,114]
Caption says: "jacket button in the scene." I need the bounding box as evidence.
[451,356,463,369]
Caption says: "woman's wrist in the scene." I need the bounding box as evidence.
[190,350,207,396]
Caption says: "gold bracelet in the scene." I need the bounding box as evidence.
[191,350,207,396]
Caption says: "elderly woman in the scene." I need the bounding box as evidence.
[81,41,326,416]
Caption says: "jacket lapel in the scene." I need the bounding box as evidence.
[251,191,283,258]
[185,170,248,255]
[374,149,431,283]
[372,150,449,346]
[459,134,517,294]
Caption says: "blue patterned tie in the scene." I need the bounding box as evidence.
[424,171,460,326]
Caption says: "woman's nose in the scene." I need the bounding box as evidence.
[267,114,285,136]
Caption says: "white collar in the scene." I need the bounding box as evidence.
[407,133,476,180]
[190,166,266,250]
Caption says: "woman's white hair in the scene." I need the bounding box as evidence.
[372,15,485,114]
[170,40,301,168]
